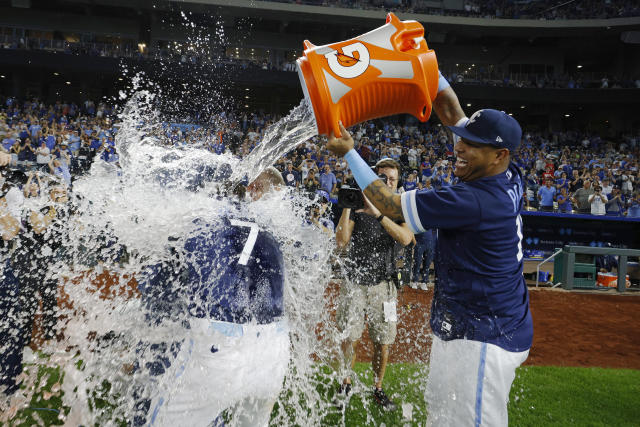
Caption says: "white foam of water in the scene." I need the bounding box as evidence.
[50,91,342,425]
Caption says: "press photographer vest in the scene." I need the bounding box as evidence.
[346,211,412,287]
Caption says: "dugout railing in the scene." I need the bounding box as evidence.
[555,246,640,292]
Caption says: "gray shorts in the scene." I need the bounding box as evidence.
[336,280,397,345]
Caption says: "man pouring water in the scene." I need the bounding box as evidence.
[326,75,533,426]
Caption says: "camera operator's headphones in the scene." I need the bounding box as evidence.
[374,157,403,190]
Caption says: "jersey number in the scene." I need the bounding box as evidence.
[230,220,259,265]
[516,215,523,262]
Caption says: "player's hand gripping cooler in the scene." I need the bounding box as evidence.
[297,12,440,137]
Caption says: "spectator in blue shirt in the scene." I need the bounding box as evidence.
[556,187,574,213]
[319,164,337,195]
[403,171,418,191]
[555,172,569,191]
[605,186,625,216]
[626,191,640,218]
[283,162,300,188]
[537,179,556,211]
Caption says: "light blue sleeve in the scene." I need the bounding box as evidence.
[438,71,450,93]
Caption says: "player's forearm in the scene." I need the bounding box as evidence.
[335,209,352,248]
[344,149,404,222]
[363,181,404,223]
[379,217,413,246]
[432,86,466,127]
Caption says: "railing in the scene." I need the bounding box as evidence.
[535,248,563,288]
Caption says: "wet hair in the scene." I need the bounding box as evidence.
[256,166,285,187]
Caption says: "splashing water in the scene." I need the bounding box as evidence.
[0,88,350,426]
[232,100,318,185]
[0,12,440,427]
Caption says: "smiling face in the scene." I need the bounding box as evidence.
[453,138,509,182]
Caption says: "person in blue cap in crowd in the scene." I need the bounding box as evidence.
[328,106,533,426]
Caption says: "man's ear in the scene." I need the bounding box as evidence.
[494,148,510,164]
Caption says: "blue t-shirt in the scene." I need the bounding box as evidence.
[404,180,417,192]
[537,185,556,207]
[555,178,568,190]
[401,163,533,352]
[557,193,572,211]
[139,216,285,325]
[319,172,337,194]
[627,199,640,218]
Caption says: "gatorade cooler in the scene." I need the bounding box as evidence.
[297,13,439,137]
[596,272,631,288]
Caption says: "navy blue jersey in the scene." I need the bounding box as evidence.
[139,216,285,325]
[401,163,533,352]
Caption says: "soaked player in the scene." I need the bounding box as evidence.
[327,109,533,427]
[136,167,289,427]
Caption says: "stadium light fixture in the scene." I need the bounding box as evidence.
[520,105,525,109]
[565,114,571,117]
[245,88,250,91]
[508,113,513,116]
[53,72,59,76]
[118,77,123,81]
[0,75,4,79]
[245,95,249,99]
[244,104,249,107]
[66,81,71,85]
[466,103,471,107]
[577,65,583,69]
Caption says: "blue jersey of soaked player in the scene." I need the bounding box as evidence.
[136,169,289,427]
[140,215,284,325]
[327,89,533,425]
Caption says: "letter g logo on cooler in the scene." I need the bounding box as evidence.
[325,42,370,79]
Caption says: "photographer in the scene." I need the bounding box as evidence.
[302,168,320,193]
[588,184,607,216]
[335,158,413,411]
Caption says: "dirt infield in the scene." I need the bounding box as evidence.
[347,286,640,369]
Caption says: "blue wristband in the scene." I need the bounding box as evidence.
[345,149,377,190]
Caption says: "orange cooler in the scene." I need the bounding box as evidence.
[297,13,440,137]
[596,272,630,288]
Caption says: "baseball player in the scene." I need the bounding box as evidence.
[135,168,289,427]
[327,109,533,426]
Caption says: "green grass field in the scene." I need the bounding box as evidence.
[7,361,640,426]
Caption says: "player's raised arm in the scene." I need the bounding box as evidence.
[327,123,404,222]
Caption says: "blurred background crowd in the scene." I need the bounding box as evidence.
[2,95,638,220]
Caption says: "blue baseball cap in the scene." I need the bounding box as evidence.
[447,109,522,152]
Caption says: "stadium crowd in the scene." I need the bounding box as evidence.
[2,95,639,219]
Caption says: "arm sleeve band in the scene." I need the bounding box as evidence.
[438,71,450,93]
[345,149,377,190]
[451,116,469,143]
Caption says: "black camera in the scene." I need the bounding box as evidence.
[337,186,364,209]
